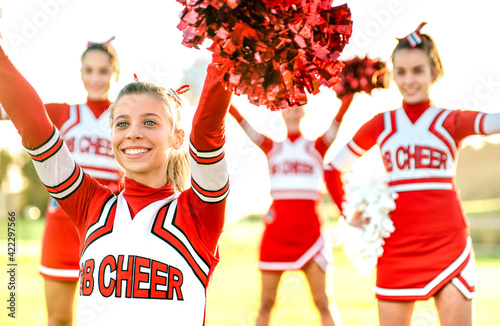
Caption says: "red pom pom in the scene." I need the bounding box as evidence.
[333,56,390,98]
[177,0,352,110]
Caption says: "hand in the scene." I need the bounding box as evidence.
[346,210,370,229]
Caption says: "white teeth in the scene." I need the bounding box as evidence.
[124,148,148,155]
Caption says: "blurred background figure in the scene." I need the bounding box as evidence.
[229,93,352,326]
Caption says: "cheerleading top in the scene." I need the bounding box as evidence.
[0,45,232,325]
[324,100,500,300]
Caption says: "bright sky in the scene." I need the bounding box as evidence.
[1,0,500,221]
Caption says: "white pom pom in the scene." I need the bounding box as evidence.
[337,166,397,275]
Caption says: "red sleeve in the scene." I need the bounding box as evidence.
[45,103,70,130]
[187,61,232,248]
[352,113,385,151]
[259,138,274,155]
[315,137,329,158]
[190,63,232,150]
[0,46,53,148]
[323,163,345,212]
[442,110,481,145]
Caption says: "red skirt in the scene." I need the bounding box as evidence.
[258,199,328,271]
[375,228,476,301]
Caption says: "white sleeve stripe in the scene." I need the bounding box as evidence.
[330,145,360,173]
[190,161,229,192]
[474,112,485,134]
[46,167,85,200]
[346,140,366,156]
[25,127,60,156]
[191,184,229,203]
[189,140,225,159]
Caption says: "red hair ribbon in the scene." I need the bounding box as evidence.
[87,36,116,49]
[167,85,190,107]
[399,22,426,47]
[176,85,190,95]
[133,73,139,82]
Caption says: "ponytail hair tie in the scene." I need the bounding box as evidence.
[398,22,426,48]
[87,36,116,50]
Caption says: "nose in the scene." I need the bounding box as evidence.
[403,72,415,84]
[126,123,143,139]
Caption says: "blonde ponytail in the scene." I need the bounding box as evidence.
[166,149,190,192]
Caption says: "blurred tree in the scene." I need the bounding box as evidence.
[19,151,49,215]
[0,149,13,186]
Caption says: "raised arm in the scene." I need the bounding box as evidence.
[0,46,53,147]
[185,61,232,252]
[228,103,274,154]
[0,45,110,234]
[443,110,500,142]
[315,93,353,157]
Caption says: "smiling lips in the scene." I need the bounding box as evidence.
[123,148,150,155]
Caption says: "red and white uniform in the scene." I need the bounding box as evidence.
[0,47,231,325]
[40,100,122,281]
[229,105,345,271]
[324,100,500,301]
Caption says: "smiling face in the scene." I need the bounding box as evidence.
[81,49,115,101]
[111,93,184,188]
[393,48,436,104]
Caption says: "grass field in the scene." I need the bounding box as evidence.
[1,218,500,326]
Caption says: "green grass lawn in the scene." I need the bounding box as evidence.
[1,218,499,326]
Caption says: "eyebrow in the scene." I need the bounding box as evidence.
[114,112,162,120]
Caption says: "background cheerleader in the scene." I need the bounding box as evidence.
[324,23,500,326]
[229,92,352,326]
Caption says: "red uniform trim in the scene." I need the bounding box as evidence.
[478,113,486,135]
[380,110,397,148]
[81,196,117,255]
[151,203,209,287]
[61,104,81,135]
[44,165,82,196]
[189,147,225,165]
[389,177,452,186]
[191,178,230,200]
[346,141,364,157]
[429,109,456,157]
[27,128,65,162]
